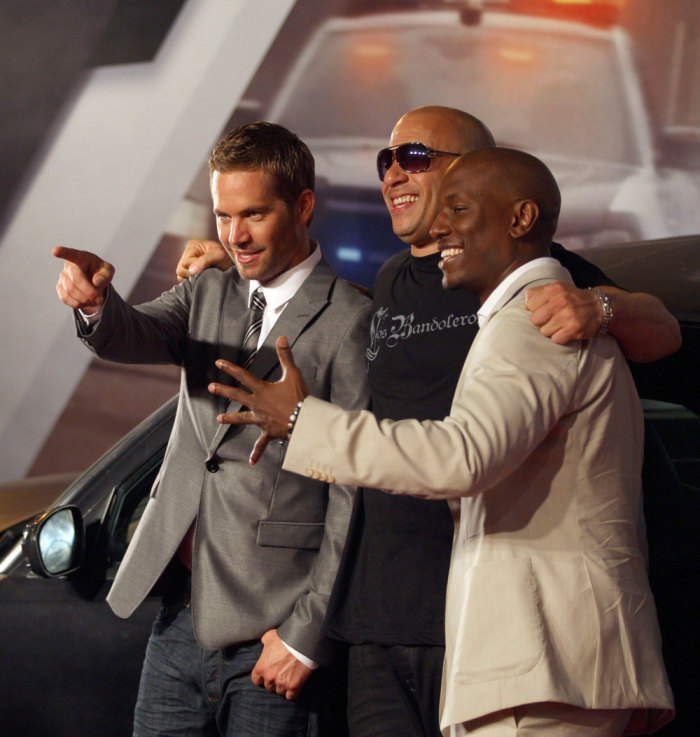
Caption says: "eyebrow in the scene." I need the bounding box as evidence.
[445,192,464,202]
[213,204,271,216]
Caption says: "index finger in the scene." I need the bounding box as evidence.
[186,253,215,277]
[53,245,86,264]
[53,246,113,288]
[197,248,233,274]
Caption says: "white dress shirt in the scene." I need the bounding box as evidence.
[247,240,322,348]
[477,257,560,328]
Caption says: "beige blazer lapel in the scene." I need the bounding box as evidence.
[480,262,573,329]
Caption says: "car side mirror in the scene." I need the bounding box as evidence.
[22,505,85,577]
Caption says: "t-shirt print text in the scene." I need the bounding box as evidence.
[366,306,479,361]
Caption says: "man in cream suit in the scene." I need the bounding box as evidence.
[211,147,674,736]
[53,123,371,737]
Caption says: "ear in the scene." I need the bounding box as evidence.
[509,199,539,238]
[295,189,315,225]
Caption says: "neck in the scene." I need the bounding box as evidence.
[410,240,439,257]
[294,235,314,263]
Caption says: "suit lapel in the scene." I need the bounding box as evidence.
[483,262,572,326]
[207,257,336,453]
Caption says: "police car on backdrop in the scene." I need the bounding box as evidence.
[265,0,700,284]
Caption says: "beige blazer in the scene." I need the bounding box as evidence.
[283,262,674,733]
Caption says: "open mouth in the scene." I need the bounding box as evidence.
[439,246,463,263]
[391,194,418,208]
[234,250,262,264]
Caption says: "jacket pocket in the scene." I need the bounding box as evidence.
[449,557,545,684]
[257,520,325,549]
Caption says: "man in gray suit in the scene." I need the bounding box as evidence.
[53,122,371,737]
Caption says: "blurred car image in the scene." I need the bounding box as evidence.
[0,473,77,558]
[0,235,698,736]
[266,5,700,285]
[0,400,173,737]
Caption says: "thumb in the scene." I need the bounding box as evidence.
[92,261,114,289]
[275,335,297,377]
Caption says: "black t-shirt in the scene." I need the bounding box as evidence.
[323,244,615,646]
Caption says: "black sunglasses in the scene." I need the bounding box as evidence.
[376,142,460,181]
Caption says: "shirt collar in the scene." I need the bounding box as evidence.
[477,256,559,327]
[247,241,322,314]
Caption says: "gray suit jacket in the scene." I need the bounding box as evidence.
[79,256,371,663]
[283,262,674,732]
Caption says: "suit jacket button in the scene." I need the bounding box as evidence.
[206,458,219,473]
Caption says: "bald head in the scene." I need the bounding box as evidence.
[396,106,496,153]
[452,147,561,244]
[430,147,562,301]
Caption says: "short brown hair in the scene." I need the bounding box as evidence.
[209,122,315,208]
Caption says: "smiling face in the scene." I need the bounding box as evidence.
[211,168,313,285]
[431,159,521,301]
[381,110,465,253]
[432,148,561,301]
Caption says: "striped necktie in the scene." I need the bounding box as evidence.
[216,287,267,416]
[179,288,268,570]
[239,287,266,370]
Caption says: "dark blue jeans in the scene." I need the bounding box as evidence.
[347,644,444,737]
[133,603,319,737]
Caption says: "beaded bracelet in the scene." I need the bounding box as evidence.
[286,400,304,440]
[589,287,613,334]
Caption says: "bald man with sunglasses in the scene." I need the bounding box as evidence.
[177,108,680,737]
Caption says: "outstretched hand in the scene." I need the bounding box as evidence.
[176,239,233,282]
[208,336,309,465]
[53,246,114,313]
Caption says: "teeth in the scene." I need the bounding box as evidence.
[441,247,463,258]
[392,195,418,206]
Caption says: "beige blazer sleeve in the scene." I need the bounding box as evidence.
[283,287,580,499]
[281,265,674,731]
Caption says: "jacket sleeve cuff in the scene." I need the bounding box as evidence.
[280,638,319,670]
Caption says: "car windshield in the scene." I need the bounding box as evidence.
[276,19,640,166]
